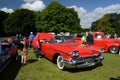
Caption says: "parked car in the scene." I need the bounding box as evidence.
[32,33,104,70]
[92,32,120,54]
[0,39,18,72]
[75,32,120,54]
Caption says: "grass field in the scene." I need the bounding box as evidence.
[0,49,120,80]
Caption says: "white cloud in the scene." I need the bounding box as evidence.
[69,6,87,17]
[23,0,40,3]
[21,0,45,11]
[0,7,14,13]
[70,4,120,29]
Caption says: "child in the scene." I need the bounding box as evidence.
[20,40,28,65]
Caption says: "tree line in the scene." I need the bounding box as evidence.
[0,1,81,37]
[0,1,120,37]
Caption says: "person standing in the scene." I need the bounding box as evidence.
[86,32,94,45]
[20,40,28,65]
[81,33,87,44]
[29,32,34,48]
[114,33,117,39]
[35,40,40,60]
[106,32,111,38]
[33,32,41,60]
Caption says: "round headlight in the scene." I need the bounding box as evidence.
[69,51,79,57]
[99,48,104,53]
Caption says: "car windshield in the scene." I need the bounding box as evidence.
[55,35,75,43]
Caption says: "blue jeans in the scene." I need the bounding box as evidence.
[29,41,32,48]
[35,46,40,58]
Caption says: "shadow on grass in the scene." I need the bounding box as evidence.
[66,62,103,73]
[0,56,39,80]
[27,59,38,64]
[44,56,104,73]
[0,56,21,80]
[110,77,120,80]
[26,55,43,64]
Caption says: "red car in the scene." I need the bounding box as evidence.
[76,32,120,54]
[32,33,104,70]
[92,32,120,54]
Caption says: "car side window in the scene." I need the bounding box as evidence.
[1,44,12,51]
[95,34,104,39]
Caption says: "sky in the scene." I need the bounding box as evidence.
[0,0,120,29]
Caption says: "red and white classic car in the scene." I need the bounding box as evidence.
[32,33,104,70]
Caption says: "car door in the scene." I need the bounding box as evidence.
[94,34,106,48]
[41,42,56,59]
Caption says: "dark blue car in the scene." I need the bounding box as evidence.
[0,39,18,72]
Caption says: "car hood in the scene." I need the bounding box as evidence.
[53,43,100,57]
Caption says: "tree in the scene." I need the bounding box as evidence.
[35,1,81,34]
[34,11,42,32]
[109,13,120,36]
[91,14,115,34]
[4,9,35,36]
[0,11,9,36]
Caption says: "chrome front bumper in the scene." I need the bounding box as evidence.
[63,55,104,68]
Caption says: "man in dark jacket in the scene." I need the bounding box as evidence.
[86,32,94,45]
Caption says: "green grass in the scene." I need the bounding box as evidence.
[0,49,120,80]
